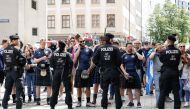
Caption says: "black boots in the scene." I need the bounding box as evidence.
[36,98,41,105]
[47,97,50,105]
[68,106,73,109]
[28,96,32,103]
[12,94,16,103]
[22,94,25,103]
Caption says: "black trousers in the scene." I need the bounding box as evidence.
[0,70,5,84]
[2,70,23,109]
[100,68,122,109]
[50,69,72,108]
[158,68,181,109]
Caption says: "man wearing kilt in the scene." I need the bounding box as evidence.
[73,37,95,107]
[120,43,144,108]
[33,39,52,105]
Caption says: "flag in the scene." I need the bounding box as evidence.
[146,59,154,95]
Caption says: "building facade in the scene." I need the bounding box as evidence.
[172,0,190,10]
[0,0,47,44]
[47,0,142,41]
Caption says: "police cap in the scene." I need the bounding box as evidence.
[167,34,176,42]
[9,35,19,40]
[105,33,114,39]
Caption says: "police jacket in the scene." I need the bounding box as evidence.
[92,43,122,68]
[50,49,73,74]
[159,45,181,69]
[3,45,26,69]
[0,48,4,71]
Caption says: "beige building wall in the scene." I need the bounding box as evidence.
[48,0,142,40]
[0,0,18,41]
[0,0,47,44]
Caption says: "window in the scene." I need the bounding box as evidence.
[48,0,55,5]
[179,1,183,8]
[62,15,70,28]
[77,15,85,28]
[77,0,85,4]
[92,15,100,28]
[48,15,55,28]
[107,14,115,27]
[32,0,37,10]
[188,2,190,10]
[62,0,70,4]
[91,0,100,4]
[32,28,38,36]
[107,0,115,3]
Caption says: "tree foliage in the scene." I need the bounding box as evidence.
[147,0,190,42]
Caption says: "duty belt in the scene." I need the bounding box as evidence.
[5,66,20,71]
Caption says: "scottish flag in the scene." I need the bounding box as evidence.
[146,48,154,95]
[146,59,154,95]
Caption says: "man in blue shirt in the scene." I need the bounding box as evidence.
[73,37,94,107]
[33,39,52,105]
[0,40,8,84]
[0,39,8,106]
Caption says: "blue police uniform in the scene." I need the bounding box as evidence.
[74,47,93,88]
[122,53,141,89]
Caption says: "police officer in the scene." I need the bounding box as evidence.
[158,35,181,109]
[50,40,73,109]
[92,33,122,109]
[2,35,26,109]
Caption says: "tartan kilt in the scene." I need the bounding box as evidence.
[92,66,100,84]
[120,74,127,89]
[125,71,141,89]
[74,69,93,88]
[35,67,52,86]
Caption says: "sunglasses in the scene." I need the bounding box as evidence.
[79,40,85,43]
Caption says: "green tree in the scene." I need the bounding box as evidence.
[147,0,190,42]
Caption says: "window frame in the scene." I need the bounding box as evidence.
[77,15,85,28]
[62,15,70,28]
[107,14,115,27]
[47,15,55,29]
[91,0,100,4]
[32,28,38,36]
[32,0,37,10]
[92,14,100,28]
[62,0,70,4]
[106,0,115,3]
[77,0,85,4]
[48,0,55,5]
